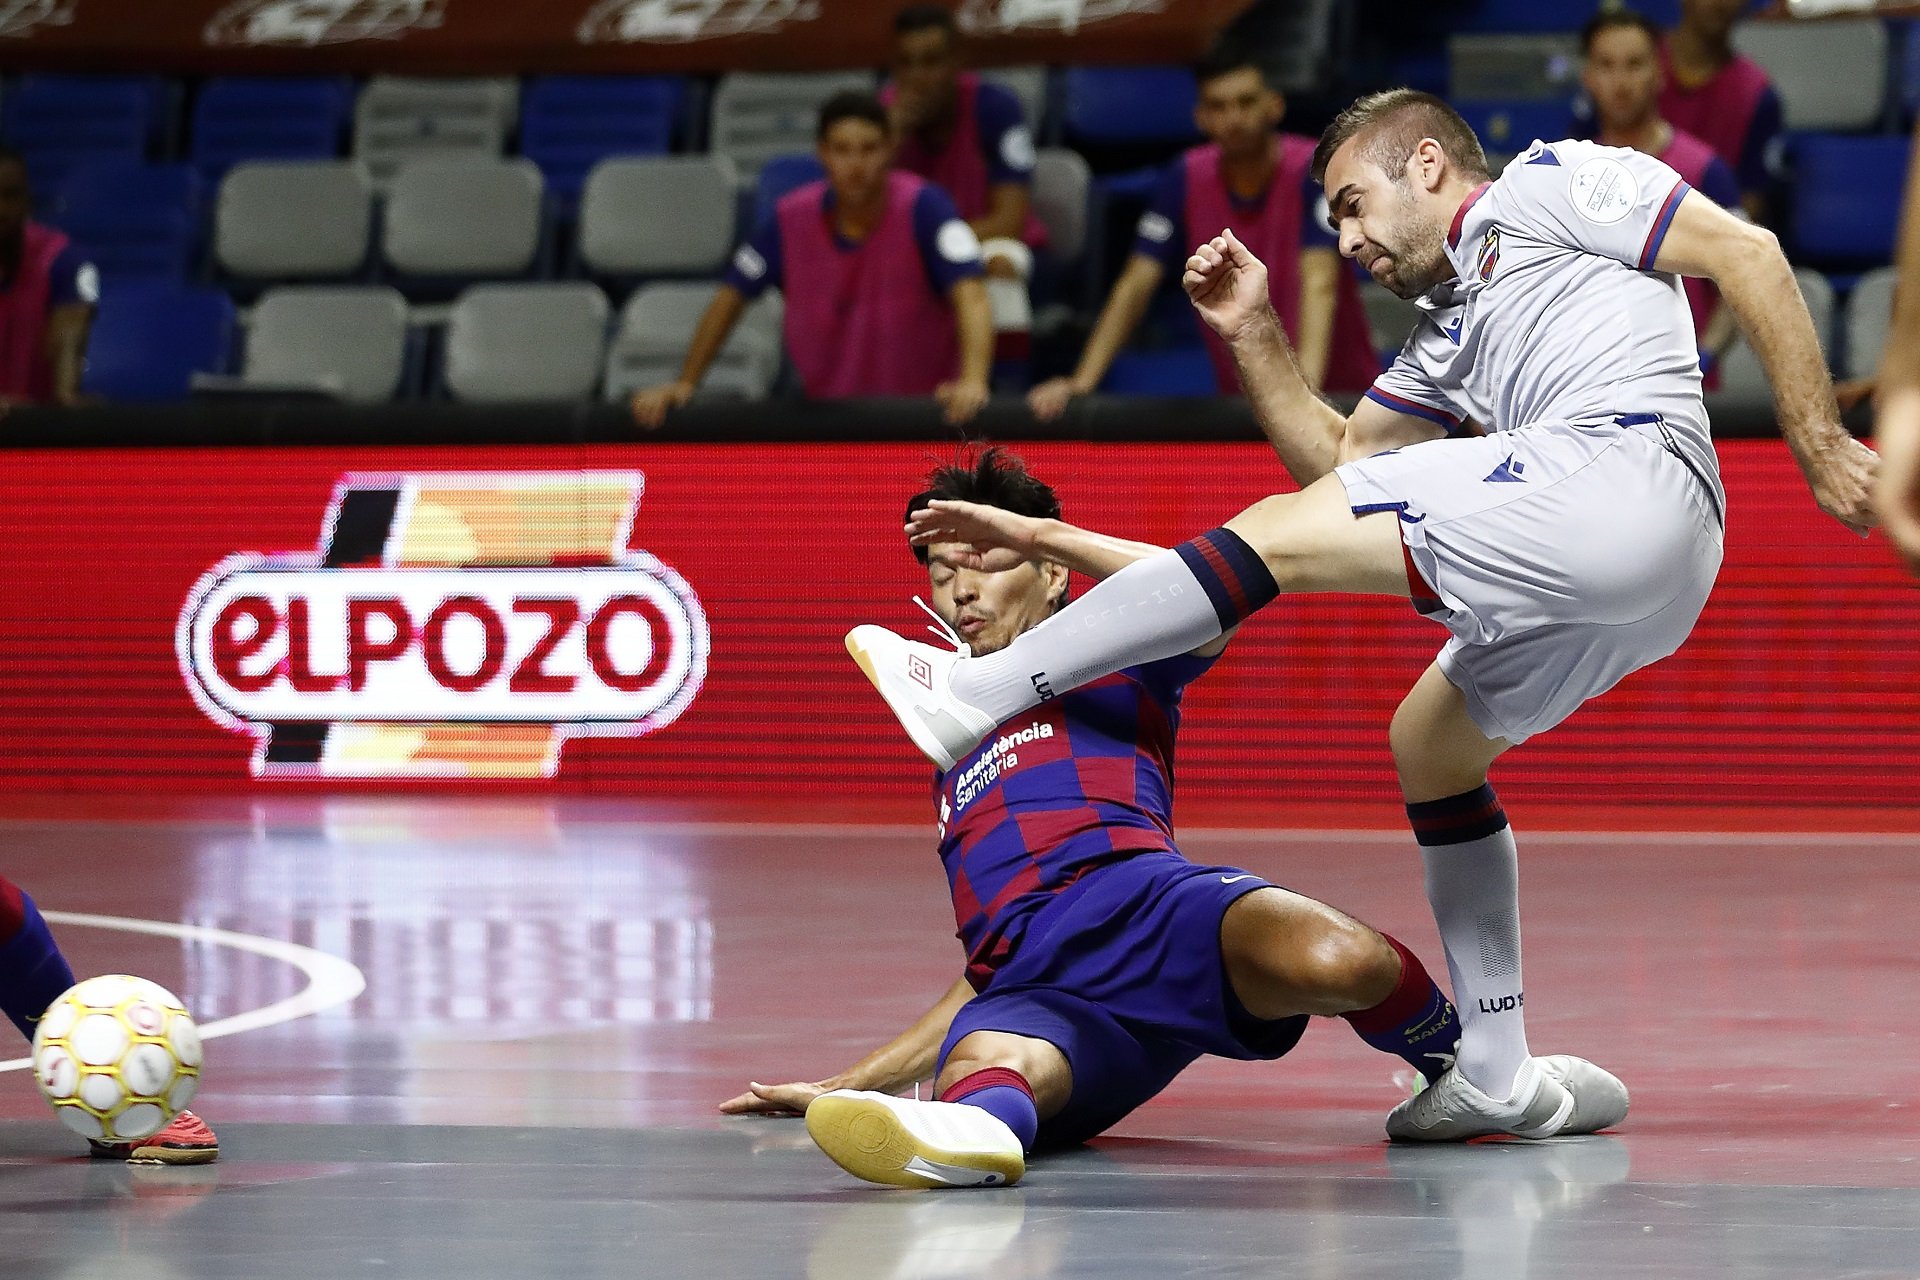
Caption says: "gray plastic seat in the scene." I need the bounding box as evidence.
[710,71,874,179]
[980,66,1047,133]
[383,157,543,277]
[355,76,515,187]
[1710,268,1834,417]
[579,155,738,276]
[1359,281,1422,361]
[216,159,373,279]
[1845,266,1896,379]
[243,286,408,403]
[603,282,782,402]
[445,282,609,403]
[1733,18,1888,130]
[1031,147,1089,262]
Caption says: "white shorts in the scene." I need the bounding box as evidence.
[1334,417,1724,743]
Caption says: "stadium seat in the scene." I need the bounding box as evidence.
[579,155,737,278]
[382,157,544,281]
[3,78,153,192]
[751,154,827,228]
[355,76,516,187]
[215,160,374,281]
[81,280,235,402]
[1098,346,1217,396]
[1031,147,1091,264]
[979,66,1048,137]
[51,162,202,280]
[604,281,783,402]
[443,282,609,402]
[241,285,410,403]
[1453,100,1575,155]
[1789,134,1910,266]
[1733,18,1889,131]
[1710,267,1834,416]
[1359,280,1422,362]
[1060,67,1198,147]
[190,77,354,179]
[1844,266,1897,379]
[710,71,874,179]
[520,76,685,206]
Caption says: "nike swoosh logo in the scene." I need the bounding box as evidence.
[1219,874,1257,885]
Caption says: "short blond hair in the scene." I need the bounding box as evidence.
[1310,88,1490,186]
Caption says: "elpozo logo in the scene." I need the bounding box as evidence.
[0,0,76,40]
[203,0,444,47]
[576,0,817,44]
[176,471,709,779]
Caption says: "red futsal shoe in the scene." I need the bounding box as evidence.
[88,1110,220,1165]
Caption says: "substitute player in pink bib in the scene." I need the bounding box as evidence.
[0,148,96,406]
[630,93,993,427]
[1581,9,1744,385]
[1659,0,1782,222]
[848,90,1875,1143]
[1031,51,1376,419]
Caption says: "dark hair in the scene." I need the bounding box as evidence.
[1310,88,1490,185]
[906,447,1061,565]
[894,4,957,38]
[817,91,891,141]
[1580,7,1663,54]
[1194,46,1273,92]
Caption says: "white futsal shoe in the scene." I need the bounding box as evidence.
[806,1090,1026,1189]
[1386,1057,1576,1143]
[1535,1055,1630,1134]
[845,625,996,771]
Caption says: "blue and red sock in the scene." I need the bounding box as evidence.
[1342,933,1460,1085]
[1174,527,1280,630]
[0,875,76,1043]
[941,1066,1038,1151]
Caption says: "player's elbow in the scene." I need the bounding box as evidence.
[1710,221,1787,287]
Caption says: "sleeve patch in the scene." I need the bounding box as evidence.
[937,218,983,264]
[1569,155,1639,225]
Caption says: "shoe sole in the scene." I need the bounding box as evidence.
[805,1094,1023,1189]
[844,631,961,771]
[126,1144,219,1166]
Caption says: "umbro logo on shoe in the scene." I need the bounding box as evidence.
[908,655,934,689]
[1483,456,1527,483]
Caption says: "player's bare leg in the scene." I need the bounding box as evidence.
[1384,665,1626,1140]
[807,1032,1068,1190]
[1221,888,1466,1086]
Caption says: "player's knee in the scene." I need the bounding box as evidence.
[937,1032,1050,1094]
[1290,915,1396,1012]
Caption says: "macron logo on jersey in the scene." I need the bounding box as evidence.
[1483,455,1527,483]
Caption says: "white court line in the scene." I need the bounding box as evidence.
[0,911,367,1074]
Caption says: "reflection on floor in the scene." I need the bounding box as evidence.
[1,800,1915,1279]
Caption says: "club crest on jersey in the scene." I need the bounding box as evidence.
[176,471,710,779]
[1476,227,1500,282]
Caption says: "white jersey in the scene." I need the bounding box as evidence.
[1365,139,1722,502]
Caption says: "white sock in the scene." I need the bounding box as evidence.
[949,531,1274,724]
[1410,784,1532,1100]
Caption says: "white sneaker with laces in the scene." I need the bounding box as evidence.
[1385,1057,1575,1143]
[806,1090,1026,1189]
[845,622,996,771]
[1535,1055,1629,1134]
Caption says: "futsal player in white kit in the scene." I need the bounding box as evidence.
[846,90,1878,1142]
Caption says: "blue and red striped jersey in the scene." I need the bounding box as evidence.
[935,652,1215,989]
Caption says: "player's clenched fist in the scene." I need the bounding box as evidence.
[1182,228,1273,345]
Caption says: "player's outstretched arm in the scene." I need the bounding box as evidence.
[1873,120,1920,573]
[718,975,975,1116]
[1653,192,1877,534]
[630,284,747,430]
[1184,230,1350,485]
[908,499,1161,581]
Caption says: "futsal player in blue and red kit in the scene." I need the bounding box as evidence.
[1,873,218,1163]
[720,450,1463,1188]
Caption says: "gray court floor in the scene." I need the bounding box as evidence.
[1,803,1914,1279]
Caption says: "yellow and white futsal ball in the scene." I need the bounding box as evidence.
[31,975,202,1142]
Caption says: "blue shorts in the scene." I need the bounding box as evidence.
[937,851,1309,1148]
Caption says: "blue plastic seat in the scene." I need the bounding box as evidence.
[751,153,826,229]
[520,76,685,205]
[4,78,156,192]
[190,77,354,180]
[1790,134,1912,267]
[1099,346,1217,396]
[81,281,235,402]
[51,163,203,281]
[1061,67,1198,147]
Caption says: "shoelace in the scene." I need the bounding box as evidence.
[912,595,970,658]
